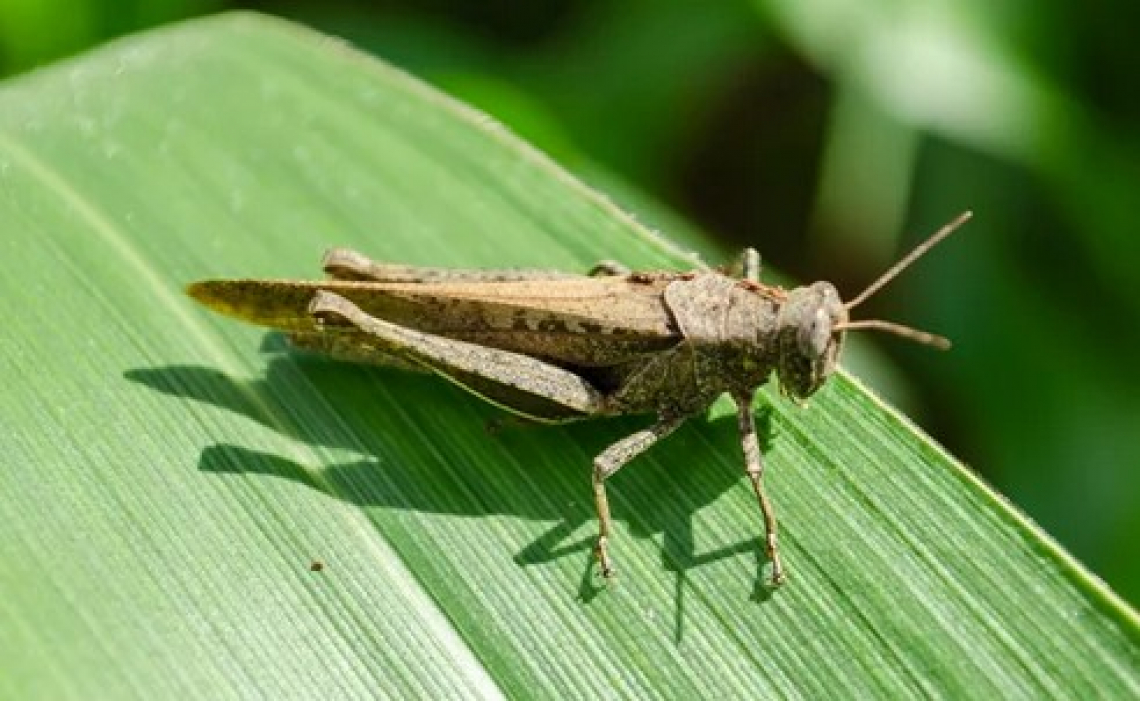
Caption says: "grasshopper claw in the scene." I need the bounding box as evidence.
[594,537,616,581]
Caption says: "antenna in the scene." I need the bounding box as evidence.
[832,320,951,350]
[844,211,972,311]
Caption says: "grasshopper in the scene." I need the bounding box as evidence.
[188,211,970,585]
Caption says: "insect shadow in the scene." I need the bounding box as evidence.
[127,335,777,615]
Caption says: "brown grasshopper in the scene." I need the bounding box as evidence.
[187,211,970,585]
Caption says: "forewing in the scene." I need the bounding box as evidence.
[189,276,681,367]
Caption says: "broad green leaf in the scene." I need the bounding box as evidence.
[0,12,1136,699]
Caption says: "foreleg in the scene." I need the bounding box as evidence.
[733,389,784,585]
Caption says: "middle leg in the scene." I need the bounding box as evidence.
[592,414,686,579]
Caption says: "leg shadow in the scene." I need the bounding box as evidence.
[128,335,782,633]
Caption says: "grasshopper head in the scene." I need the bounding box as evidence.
[775,282,847,400]
[773,211,971,401]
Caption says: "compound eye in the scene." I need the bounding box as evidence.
[797,307,831,359]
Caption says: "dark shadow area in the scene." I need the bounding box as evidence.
[127,334,780,628]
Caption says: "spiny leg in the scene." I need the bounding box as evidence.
[733,389,784,585]
[309,291,605,420]
[592,414,686,579]
[325,247,633,283]
[322,247,587,283]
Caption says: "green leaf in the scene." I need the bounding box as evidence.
[0,12,1136,698]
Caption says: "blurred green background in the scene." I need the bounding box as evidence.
[3,0,1137,606]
